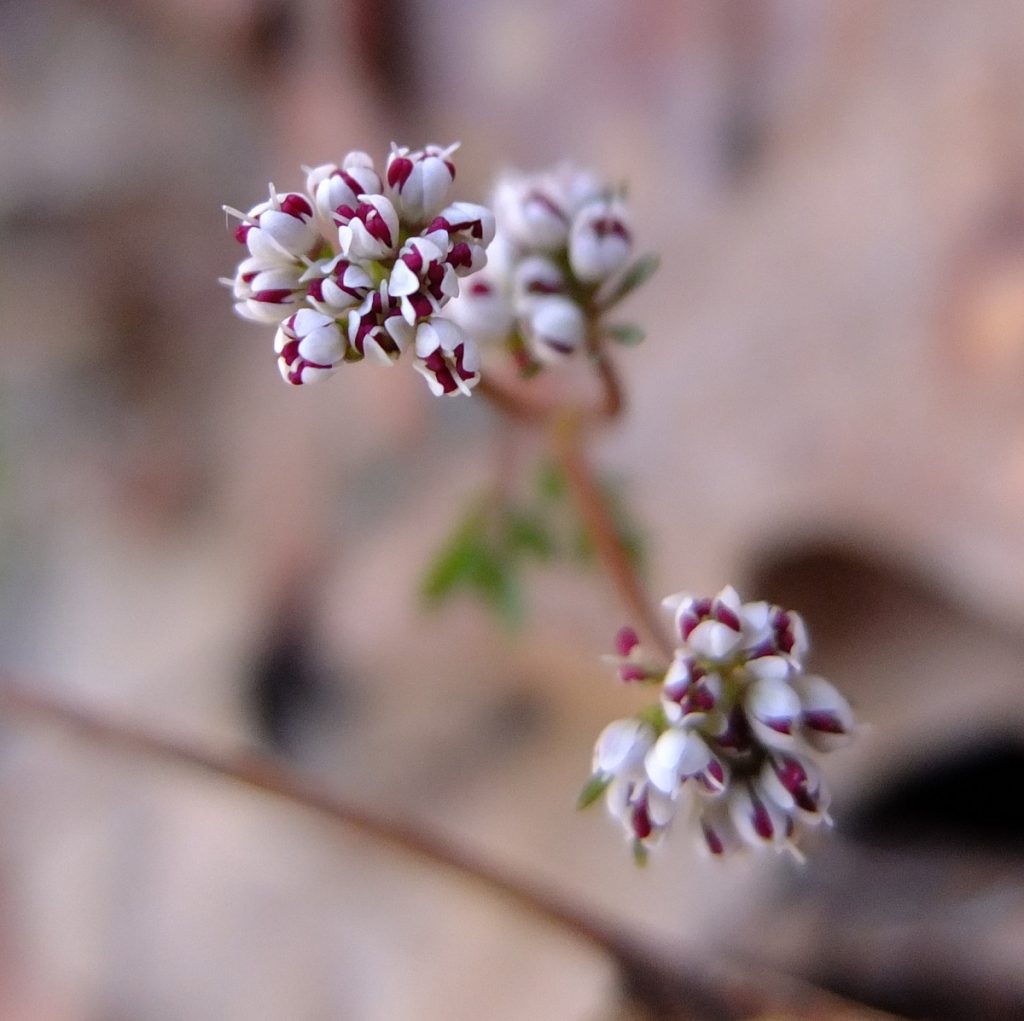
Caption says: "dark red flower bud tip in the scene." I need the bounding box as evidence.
[751,797,774,840]
[279,194,312,219]
[712,600,741,631]
[614,626,640,657]
[803,710,845,734]
[776,757,807,793]
[252,289,294,304]
[387,157,414,189]
[234,223,251,245]
[702,824,725,856]
[631,803,653,840]
[689,686,714,712]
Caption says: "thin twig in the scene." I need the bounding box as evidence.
[0,676,906,1021]
[551,415,675,660]
[476,376,553,423]
[0,676,737,1018]
[475,338,625,426]
[0,680,615,952]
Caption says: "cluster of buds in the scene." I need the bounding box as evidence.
[223,144,493,396]
[581,587,855,862]
[444,164,638,368]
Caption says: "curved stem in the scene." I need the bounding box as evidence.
[551,414,675,661]
[476,376,553,423]
[475,337,625,427]
[0,676,905,1020]
[0,676,734,1016]
[0,680,627,957]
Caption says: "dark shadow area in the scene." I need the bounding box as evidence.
[749,539,1024,1021]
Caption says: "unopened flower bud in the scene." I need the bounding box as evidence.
[335,194,400,261]
[525,295,586,363]
[274,308,346,386]
[569,197,632,283]
[346,287,415,364]
[413,318,480,396]
[792,674,855,750]
[237,192,320,265]
[306,153,382,233]
[444,273,512,345]
[232,259,306,323]
[386,143,458,225]
[305,257,373,313]
[389,236,459,324]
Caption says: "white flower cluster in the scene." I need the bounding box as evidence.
[445,165,634,366]
[224,143,494,396]
[583,587,855,861]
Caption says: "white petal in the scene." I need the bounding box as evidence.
[687,620,742,660]
[746,655,792,681]
[728,783,788,850]
[389,260,420,298]
[298,323,344,366]
[792,674,855,750]
[746,676,801,748]
[594,718,654,776]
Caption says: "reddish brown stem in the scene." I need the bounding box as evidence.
[552,415,675,660]
[476,334,625,426]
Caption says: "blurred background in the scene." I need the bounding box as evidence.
[3,0,1024,1018]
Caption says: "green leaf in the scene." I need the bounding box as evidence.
[597,253,660,310]
[419,509,488,606]
[467,547,523,627]
[606,323,646,346]
[577,773,612,810]
[503,509,556,561]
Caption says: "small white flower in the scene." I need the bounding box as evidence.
[568,196,632,283]
[389,235,459,324]
[524,295,586,363]
[512,255,567,312]
[413,318,481,396]
[792,674,855,750]
[444,272,513,345]
[645,728,726,797]
[744,675,802,749]
[495,166,600,252]
[335,194,401,261]
[346,286,414,364]
[758,754,831,826]
[697,800,743,857]
[661,654,721,724]
[274,308,346,386]
[305,153,382,234]
[231,259,307,323]
[593,718,655,778]
[385,142,459,225]
[305,257,373,314]
[727,781,790,851]
[236,191,320,265]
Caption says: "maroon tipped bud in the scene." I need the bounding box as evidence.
[615,626,640,657]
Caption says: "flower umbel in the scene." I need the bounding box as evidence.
[581,586,855,861]
[223,143,492,396]
[444,164,654,373]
